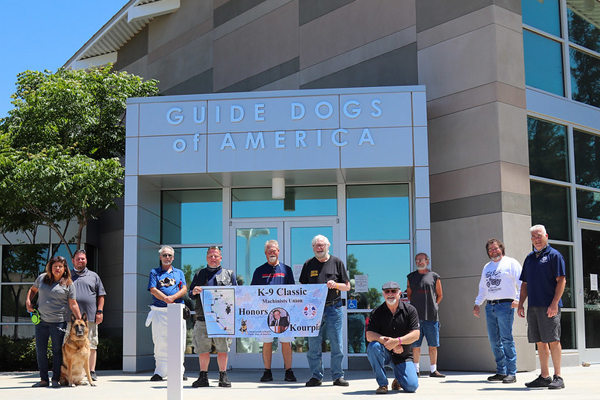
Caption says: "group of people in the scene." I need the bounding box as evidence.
[473,224,566,389]
[145,225,567,393]
[26,250,106,388]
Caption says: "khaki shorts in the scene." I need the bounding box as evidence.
[193,320,231,354]
[64,321,99,349]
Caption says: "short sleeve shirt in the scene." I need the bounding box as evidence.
[71,268,106,322]
[147,267,187,307]
[520,245,566,307]
[299,255,349,303]
[34,273,76,323]
[367,301,420,364]
[251,262,295,285]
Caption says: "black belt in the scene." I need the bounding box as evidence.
[487,299,514,305]
[325,299,342,307]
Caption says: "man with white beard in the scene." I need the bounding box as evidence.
[366,281,420,394]
[473,239,522,384]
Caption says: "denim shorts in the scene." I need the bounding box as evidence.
[411,320,440,348]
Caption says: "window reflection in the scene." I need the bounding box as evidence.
[576,189,600,221]
[346,244,411,310]
[570,47,600,108]
[568,7,600,54]
[346,184,409,241]
[162,190,223,244]
[347,312,369,354]
[530,181,572,241]
[551,244,575,308]
[574,130,600,189]
[528,117,569,182]
[232,186,336,218]
[524,30,565,96]
[559,311,577,350]
[522,0,561,37]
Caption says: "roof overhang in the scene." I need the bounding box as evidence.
[64,0,180,70]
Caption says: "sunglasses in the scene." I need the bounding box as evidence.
[383,289,398,294]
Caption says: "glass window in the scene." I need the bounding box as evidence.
[530,181,572,241]
[574,129,600,189]
[346,184,410,241]
[1,244,49,283]
[524,30,565,96]
[570,47,600,108]
[576,189,600,221]
[347,312,369,354]
[568,6,600,54]
[522,0,561,37]
[346,244,411,310]
[232,186,337,218]
[162,189,223,244]
[560,311,577,350]
[527,117,569,182]
[552,244,575,308]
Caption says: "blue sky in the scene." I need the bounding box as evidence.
[0,1,127,118]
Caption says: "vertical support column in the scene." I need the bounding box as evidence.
[167,303,184,400]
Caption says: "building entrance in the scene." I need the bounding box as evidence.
[228,220,340,369]
[579,223,600,363]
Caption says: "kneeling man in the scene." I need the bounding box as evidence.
[366,281,420,394]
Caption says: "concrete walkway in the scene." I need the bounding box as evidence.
[2,365,598,399]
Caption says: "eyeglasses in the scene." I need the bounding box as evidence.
[415,259,428,263]
[383,289,398,294]
[161,254,174,258]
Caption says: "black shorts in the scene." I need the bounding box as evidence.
[527,306,561,343]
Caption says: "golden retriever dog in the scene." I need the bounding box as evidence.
[59,313,95,387]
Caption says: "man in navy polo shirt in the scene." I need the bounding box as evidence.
[518,225,566,390]
[251,239,296,383]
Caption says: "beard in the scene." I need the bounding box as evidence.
[386,298,398,306]
[491,255,501,262]
[268,255,277,263]
[417,265,427,270]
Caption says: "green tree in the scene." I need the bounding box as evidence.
[2,65,159,159]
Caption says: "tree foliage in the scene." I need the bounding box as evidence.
[2,65,158,159]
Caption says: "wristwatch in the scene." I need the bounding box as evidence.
[96,310,103,314]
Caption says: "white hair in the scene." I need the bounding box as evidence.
[264,239,279,251]
[311,234,330,247]
[158,245,174,255]
[530,225,547,235]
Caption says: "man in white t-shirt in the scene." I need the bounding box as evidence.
[473,239,522,384]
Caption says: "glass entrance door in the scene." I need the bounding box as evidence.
[229,220,338,369]
[581,225,600,361]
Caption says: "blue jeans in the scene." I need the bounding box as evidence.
[485,302,517,375]
[307,301,344,380]
[367,341,418,392]
[35,320,67,382]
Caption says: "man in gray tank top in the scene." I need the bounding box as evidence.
[406,253,445,378]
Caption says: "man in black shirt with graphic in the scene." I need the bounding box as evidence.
[366,281,420,394]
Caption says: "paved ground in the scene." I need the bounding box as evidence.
[1,365,598,399]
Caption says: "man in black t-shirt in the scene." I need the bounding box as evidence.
[299,235,350,387]
[366,281,420,394]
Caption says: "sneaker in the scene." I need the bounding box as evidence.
[375,385,388,394]
[150,374,163,381]
[391,378,400,390]
[333,377,349,386]
[525,374,552,388]
[192,371,209,387]
[502,375,517,384]
[183,375,188,381]
[219,371,232,387]
[548,375,564,390]
[430,370,446,378]
[90,371,98,381]
[31,381,49,387]
[487,373,507,382]
[260,369,273,382]
[285,369,297,382]
[305,377,322,387]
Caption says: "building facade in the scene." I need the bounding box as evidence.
[2,0,599,373]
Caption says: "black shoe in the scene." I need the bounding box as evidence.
[430,370,445,378]
[333,377,349,386]
[51,381,60,388]
[260,369,273,382]
[548,375,564,389]
[31,381,49,387]
[502,375,517,384]
[90,371,98,381]
[525,374,552,388]
[219,371,231,387]
[305,377,322,387]
[183,375,188,381]
[150,374,163,381]
[416,371,420,378]
[192,371,209,387]
[487,373,507,382]
[285,369,297,382]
